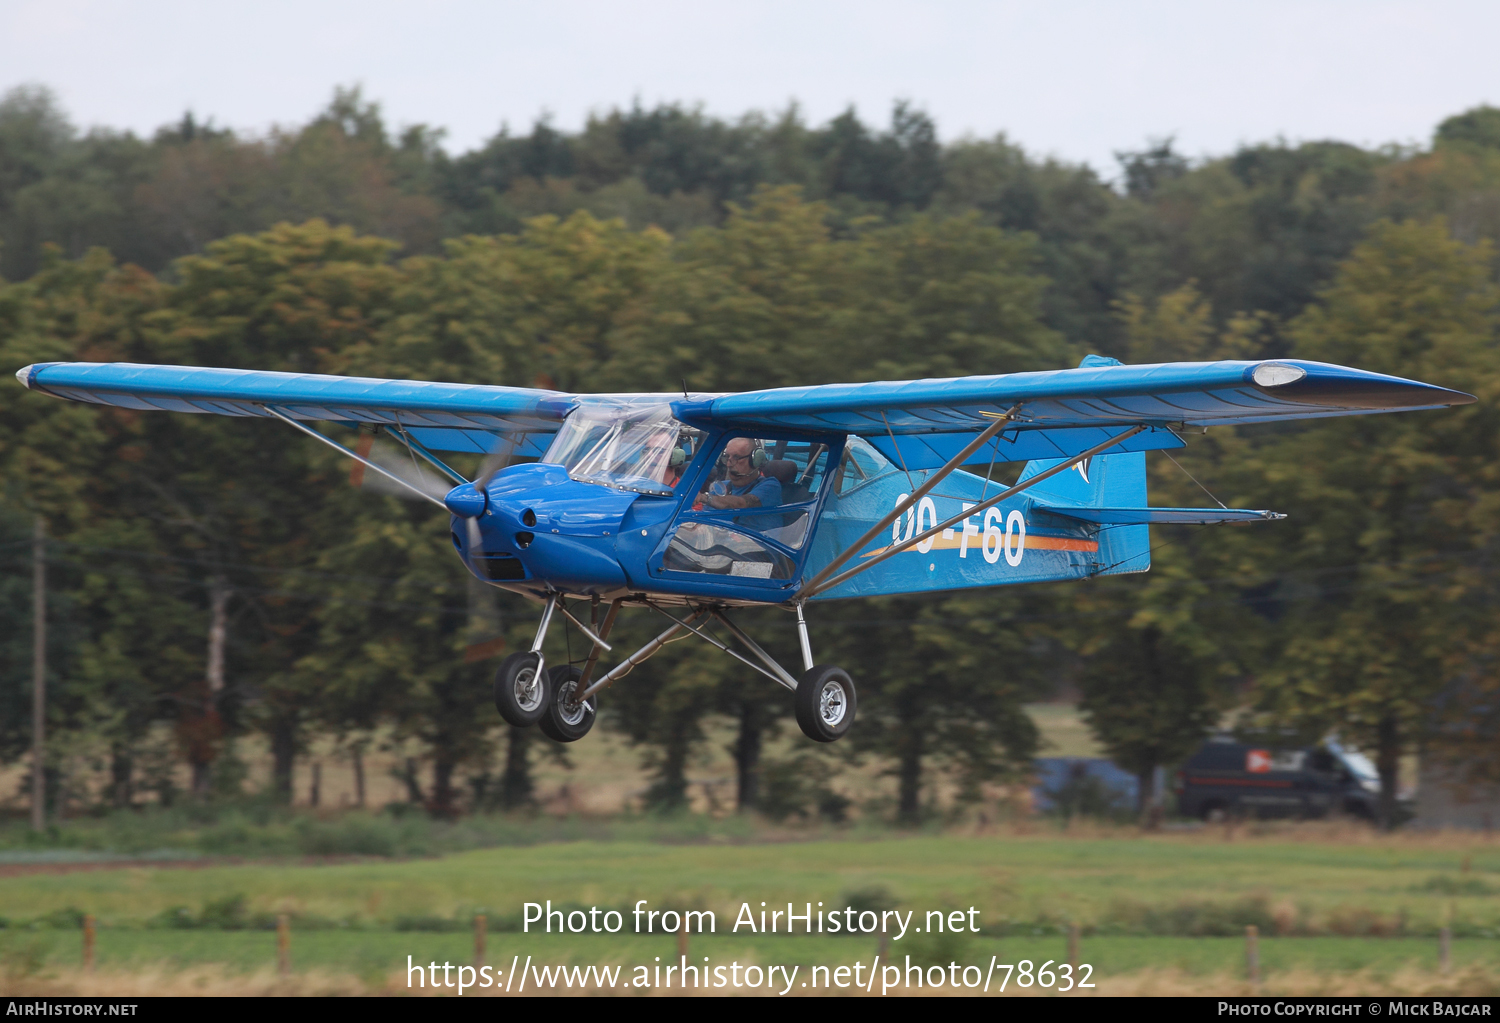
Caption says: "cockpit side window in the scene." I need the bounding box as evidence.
[835,435,895,495]
[656,432,841,581]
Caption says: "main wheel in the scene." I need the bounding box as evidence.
[538,665,597,743]
[795,665,856,742]
[494,652,549,727]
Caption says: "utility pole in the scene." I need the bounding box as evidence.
[31,516,46,832]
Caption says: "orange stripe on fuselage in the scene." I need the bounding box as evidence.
[860,533,1098,558]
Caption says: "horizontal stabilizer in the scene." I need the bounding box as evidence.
[1033,505,1285,525]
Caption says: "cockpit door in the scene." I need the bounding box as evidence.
[648,433,843,591]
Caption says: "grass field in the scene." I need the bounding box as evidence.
[0,825,1496,995]
[0,705,1487,996]
[5,829,1496,931]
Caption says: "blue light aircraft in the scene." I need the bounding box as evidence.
[15,355,1473,743]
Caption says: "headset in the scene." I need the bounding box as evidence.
[716,437,767,473]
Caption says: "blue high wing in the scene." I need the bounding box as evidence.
[671,358,1475,468]
[15,362,573,455]
[17,357,1474,466]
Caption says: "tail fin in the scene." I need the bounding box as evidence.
[1016,446,1145,511]
[1019,448,1150,577]
[1017,353,1150,575]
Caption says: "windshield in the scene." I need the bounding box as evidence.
[1326,740,1380,784]
[543,404,700,497]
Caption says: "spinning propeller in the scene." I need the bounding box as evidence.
[457,436,521,555]
[349,432,453,503]
[348,429,525,561]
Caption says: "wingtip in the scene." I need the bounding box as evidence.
[1249,362,1481,411]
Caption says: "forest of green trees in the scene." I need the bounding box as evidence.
[4,85,1500,829]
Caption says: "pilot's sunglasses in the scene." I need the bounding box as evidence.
[725,453,753,463]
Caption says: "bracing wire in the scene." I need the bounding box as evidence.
[880,410,918,492]
[1161,450,1228,509]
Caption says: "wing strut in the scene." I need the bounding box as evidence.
[390,420,469,486]
[795,405,1022,600]
[801,424,1148,599]
[258,404,450,511]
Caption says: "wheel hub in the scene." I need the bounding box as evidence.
[557,681,591,726]
[514,667,543,712]
[818,679,846,726]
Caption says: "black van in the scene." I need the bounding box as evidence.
[1174,735,1381,820]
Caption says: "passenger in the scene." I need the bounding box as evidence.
[702,438,781,511]
[641,431,687,488]
[663,446,686,488]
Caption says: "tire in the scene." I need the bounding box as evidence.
[795,665,856,742]
[538,665,597,743]
[494,652,548,727]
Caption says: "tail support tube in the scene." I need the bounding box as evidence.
[578,611,705,702]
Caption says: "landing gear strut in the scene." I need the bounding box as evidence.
[493,594,558,727]
[498,595,856,743]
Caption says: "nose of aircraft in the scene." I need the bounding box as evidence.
[455,464,638,593]
[444,482,487,518]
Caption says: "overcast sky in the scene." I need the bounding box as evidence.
[3,0,1497,174]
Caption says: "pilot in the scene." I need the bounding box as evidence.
[702,437,781,510]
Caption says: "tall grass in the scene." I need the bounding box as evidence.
[0,801,775,860]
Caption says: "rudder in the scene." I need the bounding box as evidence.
[1015,353,1151,575]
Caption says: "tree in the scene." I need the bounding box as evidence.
[1435,106,1500,152]
[130,220,403,798]
[367,209,667,392]
[293,483,495,815]
[1077,626,1225,813]
[835,594,1043,824]
[1063,288,1274,814]
[1248,219,1500,828]
[935,135,1126,352]
[0,247,201,806]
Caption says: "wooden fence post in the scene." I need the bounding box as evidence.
[31,517,46,833]
[277,914,291,978]
[1439,926,1452,975]
[82,914,95,973]
[1068,923,1080,973]
[474,913,487,969]
[1245,925,1260,987]
[677,915,689,959]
